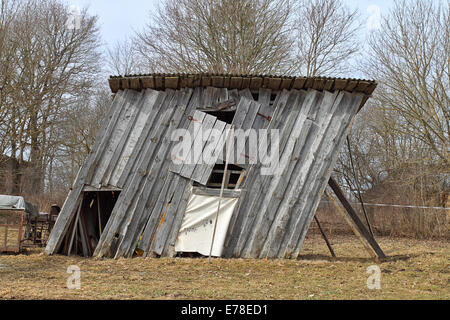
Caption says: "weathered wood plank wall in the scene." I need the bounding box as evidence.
[46,81,367,259]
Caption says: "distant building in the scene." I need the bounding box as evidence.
[0,156,30,195]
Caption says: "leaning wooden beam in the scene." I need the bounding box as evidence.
[222,91,287,257]
[93,90,177,258]
[68,196,83,256]
[314,215,336,258]
[225,90,295,257]
[324,190,378,262]
[246,90,320,258]
[96,192,102,236]
[277,93,362,259]
[115,90,196,258]
[327,177,386,261]
[78,217,89,257]
[114,89,197,258]
[209,125,235,261]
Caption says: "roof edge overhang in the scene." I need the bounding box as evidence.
[108,73,377,111]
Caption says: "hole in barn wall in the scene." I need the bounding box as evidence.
[203,110,236,124]
[193,163,246,190]
[58,190,120,257]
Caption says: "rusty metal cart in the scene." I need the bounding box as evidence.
[0,208,25,253]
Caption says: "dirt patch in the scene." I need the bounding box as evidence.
[0,235,448,300]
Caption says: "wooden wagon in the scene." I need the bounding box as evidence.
[0,208,25,253]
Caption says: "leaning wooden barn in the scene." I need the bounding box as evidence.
[45,74,386,260]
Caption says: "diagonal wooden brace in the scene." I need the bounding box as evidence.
[327,177,386,261]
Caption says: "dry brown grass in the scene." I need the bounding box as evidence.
[315,205,449,239]
[0,234,448,300]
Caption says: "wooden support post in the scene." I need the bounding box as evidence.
[75,223,78,255]
[314,215,336,258]
[77,218,88,257]
[327,177,386,261]
[346,136,374,238]
[80,213,92,256]
[18,213,23,252]
[4,225,7,250]
[234,170,246,190]
[68,195,83,256]
[78,213,92,257]
[63,217,75,254]
[209,126,235,262]
[96,191,102,236]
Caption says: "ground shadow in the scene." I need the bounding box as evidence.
[297,253,413,264]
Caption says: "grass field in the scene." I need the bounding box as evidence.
[0,234,448,300]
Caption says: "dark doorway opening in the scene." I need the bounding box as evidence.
[58,190,120,256]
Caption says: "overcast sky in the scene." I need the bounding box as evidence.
[68,0,395,49]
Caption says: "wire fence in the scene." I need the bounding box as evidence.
[312,200,449,239]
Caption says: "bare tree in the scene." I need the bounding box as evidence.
[106,38,143,75]
[367,0,449,169]
[0,0,102,195]
[292,0,361,77]
[134,0,293,74]
[53,87,112,192]
[0,0,20,157]
[335,0,449,211]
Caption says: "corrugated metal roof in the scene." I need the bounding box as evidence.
[108,73,377,96]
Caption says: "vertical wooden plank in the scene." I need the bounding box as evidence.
[101,91,147,186]
[257,91,339,258]
[134,89,204,257]
[275,93,363,259]
[116,90,169,188]
[288,96,363,259]
[257,88,271,107]
[149,176,190,255]
[222,91,285,256]
[160,180,194,256]
[93,91,178,258]
[222,90,293,257]
[45,90,129,255]
[234,100,261,166]
[137,172,178,255]
[243,90,318,258]
[240,90,312,258]
[270,93,351,258]
[113,89,195,258]
[90,90,142,187]
[198,124,232,185]
[109,90,161,186]
[217,97,252,163]
[233,90,302,257]
[191,120,227,184]
[116,89,199,258]
[169,110,207,174]
[178,113,217,179]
